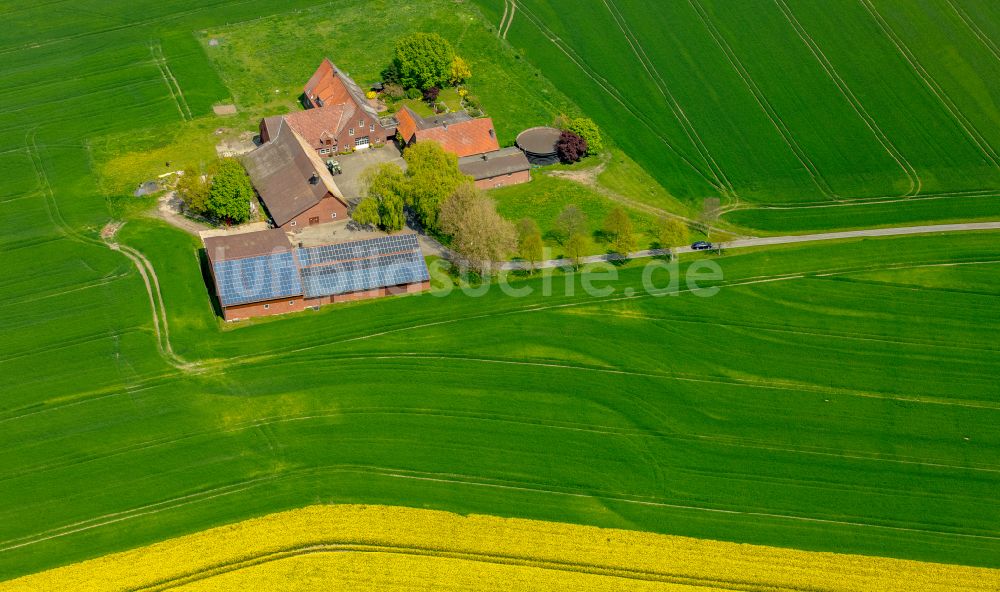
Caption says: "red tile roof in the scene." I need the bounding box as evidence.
[303,58,379,119]
[415,117,500,158]
[395,107,420,143]
[283,103,355,147]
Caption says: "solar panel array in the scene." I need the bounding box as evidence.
[300,250,429,298]
[297,234,422,267]
[213,252,303,307]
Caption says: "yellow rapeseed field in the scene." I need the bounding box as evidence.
[1,505,997,591]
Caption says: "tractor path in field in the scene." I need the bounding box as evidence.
[498,221,1000,270]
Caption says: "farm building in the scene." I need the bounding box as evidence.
[458,147,531,190]
[395,106,500,158]
[516,127,562,165]
[204,229,430,321]
[259,58,397,155]
[243,118,349,230]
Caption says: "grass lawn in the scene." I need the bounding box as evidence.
[4,0,1000,585]
[491,173,659,255]
[395,88,464,118]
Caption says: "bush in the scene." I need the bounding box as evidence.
[365,90,377,100]
[556,131,588,163]
[405,87,422,100]
[176,169,209,215]
[423,87,440,103]
[383,83,405,100]
[566,117,603,154]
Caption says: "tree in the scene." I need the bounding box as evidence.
[439,183,516,274]
[565,232,590,269]
[422,86,440,104]
[391,32,455,90]
[352,197,381,228]
[656,216,689,259]
[517,217,544,270]
[176,168,209,215]
[696,197,721,238]
[449,56,472,85]
[603,207,636,255]
[361,163,407,231]
[566,117,603,154]
[403,141,470,230]
[208,158,254,224]
[556,130,588,163]
[516,217,540,242]
[520,232,544,271]
[553,204,587,244]
[379,192,406,232]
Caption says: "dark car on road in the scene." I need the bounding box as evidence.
[691,241,714,251]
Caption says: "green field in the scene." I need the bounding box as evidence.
[2,0,1000,584]
[473,0,1000,228]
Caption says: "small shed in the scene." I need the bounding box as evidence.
[516,127,562,165]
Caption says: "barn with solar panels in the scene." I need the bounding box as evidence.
[203,230,430,321]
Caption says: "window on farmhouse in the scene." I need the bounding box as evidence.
[370,123,375,132]
[359,119,364,127]
[349,128,354,136]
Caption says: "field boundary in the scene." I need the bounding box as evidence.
[3,505,997,591]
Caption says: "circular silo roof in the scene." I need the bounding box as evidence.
[516,126,562,156]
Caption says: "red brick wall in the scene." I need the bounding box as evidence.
[222,296,320,321]
[331,115,393,153]
[220,281,430,321]
[282,195,349,230]
[475,169,531,191]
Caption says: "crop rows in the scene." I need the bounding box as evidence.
[2,505,997,591]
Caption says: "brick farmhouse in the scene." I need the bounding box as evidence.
[243,118,349,230]
[260,58,396,156]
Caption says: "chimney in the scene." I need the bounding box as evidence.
[309,172,319,185]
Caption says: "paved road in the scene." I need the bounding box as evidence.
[498,221,1000,270]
